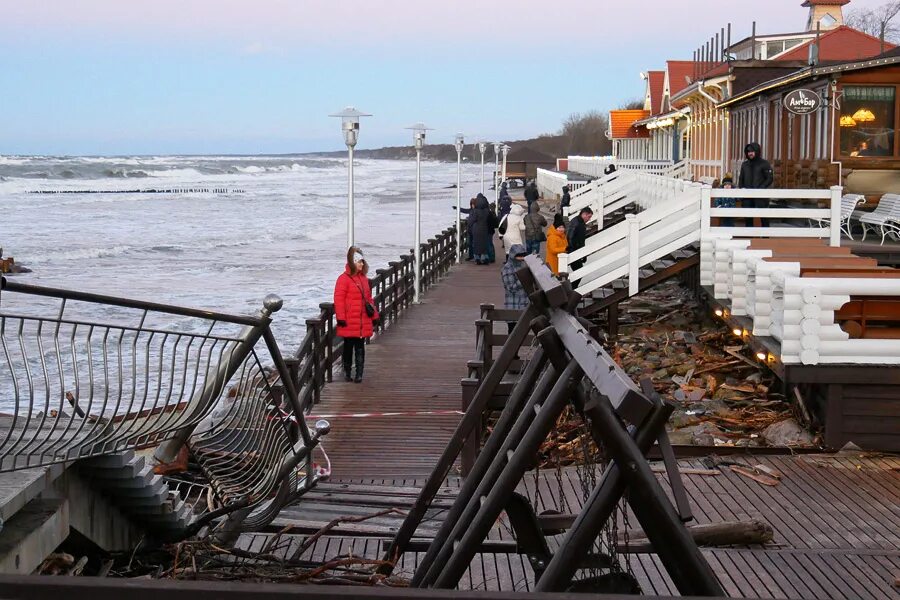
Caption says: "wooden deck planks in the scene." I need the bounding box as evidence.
[309,251,505,479]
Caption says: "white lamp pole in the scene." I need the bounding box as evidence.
[454,133,465,263]
[493,142,502,204]
[501,144,510,186]
[406,122,433,304]
[478,141,487,195]
[329,106,371,249]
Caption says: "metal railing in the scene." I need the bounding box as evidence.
[0,276,325,532]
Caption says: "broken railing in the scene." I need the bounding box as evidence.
[0,276,326,535]
[380,255,724,596]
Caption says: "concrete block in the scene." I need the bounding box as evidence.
[0,498,68,574]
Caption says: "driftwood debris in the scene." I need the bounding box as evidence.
[624,520,774,551]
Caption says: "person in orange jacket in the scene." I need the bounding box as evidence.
[545,213,568,276]
[334,246,380,382]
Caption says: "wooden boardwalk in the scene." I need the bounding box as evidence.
[309,249,504,479]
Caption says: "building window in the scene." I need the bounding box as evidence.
[840,86,896,157]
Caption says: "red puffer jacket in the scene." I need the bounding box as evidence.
[334,266,379,338]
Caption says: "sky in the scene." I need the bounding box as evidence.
[0,0,890,155]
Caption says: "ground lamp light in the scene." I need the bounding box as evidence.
[406,122,433,304]
[454,133,465,263]
[329,106,371,249]
[493,142,502,203]
[851,108,875,122]
[478,141,487,194]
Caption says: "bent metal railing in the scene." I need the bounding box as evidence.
[0,276,326,534]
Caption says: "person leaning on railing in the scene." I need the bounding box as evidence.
[334,246,380,383]
[545,213,568,276]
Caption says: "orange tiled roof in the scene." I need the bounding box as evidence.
[647,71,665,115]
[777,25,895,61]
[609,110,650,139]
[666,61,695,97]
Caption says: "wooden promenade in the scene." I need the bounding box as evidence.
[309,247,504,479]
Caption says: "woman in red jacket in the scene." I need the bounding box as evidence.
[334,246,380,383]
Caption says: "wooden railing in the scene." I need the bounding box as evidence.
[290,225,463,413]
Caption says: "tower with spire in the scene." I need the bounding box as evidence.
[802,0,850,32]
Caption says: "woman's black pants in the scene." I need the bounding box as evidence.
[342,337,366,379]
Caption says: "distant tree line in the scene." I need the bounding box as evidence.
[555,98,643,156]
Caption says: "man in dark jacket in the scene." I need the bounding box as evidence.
[524,180,539,211]
[738,142,774,227]
[566,206,593,273]
[560,185,571,212]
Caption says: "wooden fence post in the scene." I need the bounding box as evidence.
[460,378,481,477]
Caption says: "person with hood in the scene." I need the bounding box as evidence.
[546,213,568,276]
[498,182,512,219]
[738,142,774,227]
[333,246,380,383]
[566,206,593,272]
[500,203,527,258]
[501,244,529,332]
[604,164,617,176]
[523,201,547,255]
[471,194,496,264]
[560,185,571,211]
[524,180,540,211]
[452,197,478,260]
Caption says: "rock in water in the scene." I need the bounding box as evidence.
[762,418,814,446]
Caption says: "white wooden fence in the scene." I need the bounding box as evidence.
[535,168,589,200]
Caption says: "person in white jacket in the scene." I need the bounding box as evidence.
[499,203,527,259]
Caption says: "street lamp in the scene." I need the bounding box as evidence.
[454,133,465,263]
[478,141,487,195]
[493,142,502,204]
[501,144,510,188]
[329,106,371,249]
[406,122,433,304]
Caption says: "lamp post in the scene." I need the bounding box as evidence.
[478,141,487,195]
[329,106,371,249]
[501,144,510,187]
[493,142,502,204]
[454,133,465,263]
[406,122,433,304]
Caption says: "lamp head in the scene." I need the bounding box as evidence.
[493,142,502,156]
[478,141,487,154]
[329,106,371,148]
[405,122,433,151]
[454,133,465,153]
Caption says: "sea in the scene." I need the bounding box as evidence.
[0,154,487,352]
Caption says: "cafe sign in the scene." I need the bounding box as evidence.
[783,89,822,115]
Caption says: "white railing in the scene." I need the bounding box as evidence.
[559,176,703,296]
[567,155,615,178]
[536,168,589,200]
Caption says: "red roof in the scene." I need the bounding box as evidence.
[647,71,665,115]
[777,25,895,62]
[666,61,695,98]
[801,0,849,6]
[609,110,650,139]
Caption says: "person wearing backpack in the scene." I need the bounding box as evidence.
[334,246,380,383]
[523,201,547,255]
[499,203,526,260]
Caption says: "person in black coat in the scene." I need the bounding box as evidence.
[560,185,571,211]
[471,195,497,264]
[738,142,774,227]
[566,206,593,273]
[524,181,540,211]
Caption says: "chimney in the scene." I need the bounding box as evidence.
[802,0,847,33]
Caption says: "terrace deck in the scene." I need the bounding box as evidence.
[245,454,900,598]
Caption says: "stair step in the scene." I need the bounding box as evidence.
[79,455,146,479]
[639,268,654,278]
[78,451,136,469]
[610,279,628,290]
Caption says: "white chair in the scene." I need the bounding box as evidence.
[812,194,864,240]
[854,193,900,244]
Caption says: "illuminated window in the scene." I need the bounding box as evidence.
[840,86,896,157]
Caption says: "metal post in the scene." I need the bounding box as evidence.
[456,146,463,263]
[347,144,355,248]
[414,146,422,304]
[480,145,486,194]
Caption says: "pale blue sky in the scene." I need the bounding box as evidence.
[0,0,887,155]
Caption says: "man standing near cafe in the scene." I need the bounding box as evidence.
[738,141,774,227]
